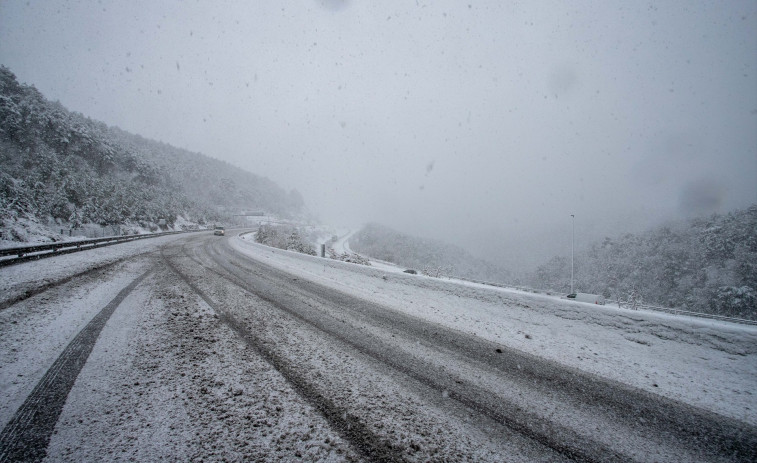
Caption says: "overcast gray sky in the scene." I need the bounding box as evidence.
[1,0,755,269]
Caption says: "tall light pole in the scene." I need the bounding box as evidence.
[570,214,575,295]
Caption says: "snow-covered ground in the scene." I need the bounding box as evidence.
[2,228,755,460]
[0,232,360,461]
[0,215,205,250]
[235,232,757,426]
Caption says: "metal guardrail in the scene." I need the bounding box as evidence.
[0,229,207,267]
[615,300,757,326]
[454,276,757,326]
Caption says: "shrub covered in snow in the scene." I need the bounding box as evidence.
[421,264,453,278]
[713,286,756,319]
[255,224,316,256]
[327,248,371,266]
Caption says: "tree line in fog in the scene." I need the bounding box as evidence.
[0,66,303,242]
[527,205,757,318]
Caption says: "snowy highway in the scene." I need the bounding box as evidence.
[1,231,756,462]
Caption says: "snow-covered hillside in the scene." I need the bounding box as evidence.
[0,67,304,245]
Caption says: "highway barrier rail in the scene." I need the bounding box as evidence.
[456,276,757,326]
[615,300,757,325]
[0,229,206,267]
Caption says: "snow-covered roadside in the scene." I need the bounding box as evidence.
[232,234,757,426]
[0,233,196,308]
[0,216,205,250]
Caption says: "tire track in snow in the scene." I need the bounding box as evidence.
[167,235,604,461]
[160,247,405,463]
[0,269,152,462]
[205,235,757,463]
[0,257,128,312]
[198,237,623,462]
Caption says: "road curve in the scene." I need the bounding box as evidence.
[1,231,755,461]
[159,233,757,462]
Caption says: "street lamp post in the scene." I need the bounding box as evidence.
[571,214,575,295]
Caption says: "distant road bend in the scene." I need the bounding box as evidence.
[1,231,755,462]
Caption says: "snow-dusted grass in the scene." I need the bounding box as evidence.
[0,215,65,248]
[233,233,757,426]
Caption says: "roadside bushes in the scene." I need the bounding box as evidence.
[255,224,316,255]
[327,248,371,266]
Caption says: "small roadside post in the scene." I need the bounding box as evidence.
[571,214,575,295]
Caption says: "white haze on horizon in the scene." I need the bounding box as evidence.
[1,0,755,271]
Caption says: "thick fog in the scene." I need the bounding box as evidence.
[1,0,755,270]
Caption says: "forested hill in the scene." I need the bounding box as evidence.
[527,205,757,319]
[350,223,512,283]
[0,66,304,242]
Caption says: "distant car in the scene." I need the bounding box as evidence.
[213,226,225,236]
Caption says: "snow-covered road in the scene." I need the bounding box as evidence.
[0,230,755,462]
